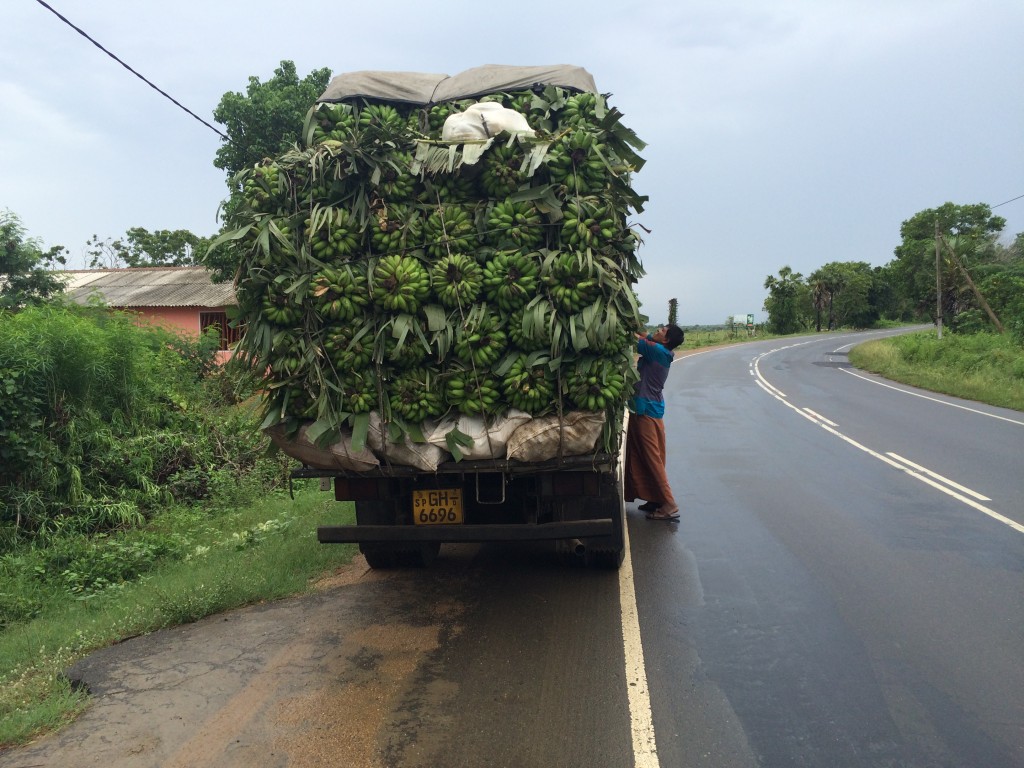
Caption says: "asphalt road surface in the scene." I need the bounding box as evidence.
[2,329,1021,768]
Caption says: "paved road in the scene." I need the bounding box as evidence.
[2,329,1021,767]
[634,328,1024,767]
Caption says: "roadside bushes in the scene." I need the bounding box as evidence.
[0,303,287,551]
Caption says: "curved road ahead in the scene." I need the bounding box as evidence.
[635,328,1023,767]
[2,329,1021,768]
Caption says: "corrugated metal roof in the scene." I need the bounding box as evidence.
[61,267,235,308]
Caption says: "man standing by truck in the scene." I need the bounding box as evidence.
[624,323,685,521]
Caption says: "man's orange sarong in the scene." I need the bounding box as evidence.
[624,414,676,507]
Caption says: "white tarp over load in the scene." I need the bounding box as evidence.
[317,64,597,106]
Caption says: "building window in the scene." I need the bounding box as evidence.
[199,311,242,351]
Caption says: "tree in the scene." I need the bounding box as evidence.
[763,266,806,334]
[0,210,68,310]
[808,274,831,332]
[205,61,332,282]
[891,202,1005,320]
[212,61,332,182]
[85,227,212,269]
[808,261,879,330]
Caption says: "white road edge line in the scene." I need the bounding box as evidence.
[886,452,992,501]
[617,415,660,767]
[753,367,1024,535]
[620,519,660,767]
[840,368,1024,427]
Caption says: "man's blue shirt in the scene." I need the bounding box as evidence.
[630,336,673,418]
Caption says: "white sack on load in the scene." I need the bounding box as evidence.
[426,410,532,460]
[441,102,536,141]
[367,412,448,472]
[505,411,607,463]
[265,423,379,472]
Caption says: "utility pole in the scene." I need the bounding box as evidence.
[935,220,942,340]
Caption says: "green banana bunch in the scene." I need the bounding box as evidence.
[242,164,282,213]
[502,91,534,114]
[388,367,445,422]
[260,282,304,327]
[371,254,431,314]
[485,198,545,249]
[308,264,369,322]
[268,331,307,377]
[423,204,477,258]
[309,102,357,144]
[480,144,526,198]
[444,367,502,417]
[323,324,374,371]
[501,354,556,415]
[561,198,617,250]
[481,250,540,312]
[251,217,298,269]
[372,151,417,201]
[420,174,477,204]
[430,253,484,308]
[542,251,601,313]
[558,92,601,126]
[380,319,431,370]
[567,356,627,412]
[453,308,507,368]
[339,371,378,415]
[507,303,554,353]
[371,203,422,255]
[269,380,317,421]
[546,128,608,194]
[305,207,363,262]
[357,103,407,142]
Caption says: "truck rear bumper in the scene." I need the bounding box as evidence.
[318,518,615,544]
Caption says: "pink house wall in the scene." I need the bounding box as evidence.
[128,306,233,364]
[133,307,202,335]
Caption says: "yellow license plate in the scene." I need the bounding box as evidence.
[412,488,463,525]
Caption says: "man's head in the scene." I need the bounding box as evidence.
[652,323,685,350]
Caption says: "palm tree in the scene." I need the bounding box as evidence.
[809,277,830,332]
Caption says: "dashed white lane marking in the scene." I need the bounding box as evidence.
[887,452,992,501]
[803,408,837,427]
[750,349,1024,536]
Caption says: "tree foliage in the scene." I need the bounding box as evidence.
[891,202,1006,319]
[85,227,213,269]
[212,60,332,181]
[0,210,68,310]
[763,266,806,334]
[205,61,332,281]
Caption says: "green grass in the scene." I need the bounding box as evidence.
[849,330,1024,412]
[0,483,356,747]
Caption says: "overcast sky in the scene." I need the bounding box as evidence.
[3,0,1022,325]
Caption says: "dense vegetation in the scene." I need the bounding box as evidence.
[0,299,358,746]
[0,302,290,620]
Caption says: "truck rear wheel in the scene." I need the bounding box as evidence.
[359,542,440,569]
[354,500,440,569]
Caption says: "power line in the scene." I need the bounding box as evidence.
[33,0,228,140]
[992,193,1024,209]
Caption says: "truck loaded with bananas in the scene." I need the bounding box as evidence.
[213,65,649,568]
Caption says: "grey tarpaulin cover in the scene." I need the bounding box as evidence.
[317,64,597,105]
